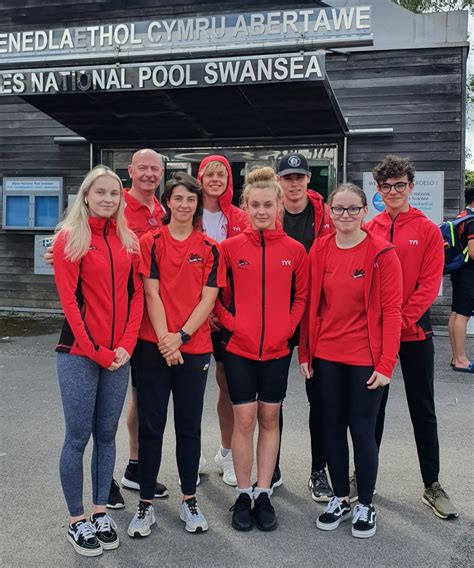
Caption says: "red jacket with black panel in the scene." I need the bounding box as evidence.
[214,227,309,361]
[53,217,143,368]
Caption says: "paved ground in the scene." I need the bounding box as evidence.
[0,326,473,567]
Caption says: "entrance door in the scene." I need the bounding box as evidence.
[101,144,339,203]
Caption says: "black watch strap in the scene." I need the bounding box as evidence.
[178,329,191,343]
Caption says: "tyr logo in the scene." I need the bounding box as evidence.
[281,260,292,266]
[408,240,419,245]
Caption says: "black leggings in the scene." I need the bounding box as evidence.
[134,340,210,499]
[314,358,385,505]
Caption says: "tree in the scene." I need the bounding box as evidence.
[466,170,474,187]
[393,0,472,11]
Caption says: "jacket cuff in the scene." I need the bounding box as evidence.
[298,347,309,365]
[375,362,393,379]
[92,346,116,369]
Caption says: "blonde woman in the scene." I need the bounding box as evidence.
[214,167,308,531]
[53,166,143,556]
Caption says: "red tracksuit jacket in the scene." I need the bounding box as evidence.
[214,227,309,361]
[307,189,334,238]
[197,155,249,237]
[53,217,144,368]
[299,231,403,378]
[365,206,444,342]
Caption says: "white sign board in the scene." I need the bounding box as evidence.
[362,171,444,224]
[34,234,55,275]
[5,178,62,192]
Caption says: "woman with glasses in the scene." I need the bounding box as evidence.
[299,183,403,539]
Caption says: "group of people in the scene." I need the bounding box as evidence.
[50,150,461,557]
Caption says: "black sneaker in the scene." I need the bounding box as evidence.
[121,463,169,498]
[352,504,377,538]
[230,493,254,532]
[107,478,125,509]
[67,520,102,557]
[308,469,333,502]
[271,467,283,490]
[254,492,278,531]
[90,512,119,550]
[316,496,351,531]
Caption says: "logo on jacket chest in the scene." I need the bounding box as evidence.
[352,268,365,279]
[187,253,204,263]
[408,239,419,245]
[281,260,292,266]
[237,259,250,270]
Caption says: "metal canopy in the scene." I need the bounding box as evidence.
[21,78,347,144]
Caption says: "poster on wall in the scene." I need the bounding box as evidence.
[34,234,54,275]
[362,171,444,224]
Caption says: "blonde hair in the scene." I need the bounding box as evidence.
[55,165,138,262]
[241,166,283,209]
[200,160,228,177]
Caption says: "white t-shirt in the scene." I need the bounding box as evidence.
[202,209,228,243]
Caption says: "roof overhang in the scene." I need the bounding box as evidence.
[16,52,348,143]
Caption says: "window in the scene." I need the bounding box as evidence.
[2,177,63,230]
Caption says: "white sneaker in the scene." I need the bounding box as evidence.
[127,502,156,538]
[179,497,209,533]
[214,447,237,486]
[199,453,207,473]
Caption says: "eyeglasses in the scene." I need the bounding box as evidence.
[147,217,159,227]
[330,206,364,216]
[378,182,410,194]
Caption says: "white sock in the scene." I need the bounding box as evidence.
[221,447,231,457]
[236,487,253,497]
[253,486,273,498]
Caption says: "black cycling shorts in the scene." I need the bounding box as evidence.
[222,351,291,405]
[451,268,474,317]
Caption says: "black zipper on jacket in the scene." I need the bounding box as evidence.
[258,231,266,360]
[103,219,116,349]
[389,216,397,243]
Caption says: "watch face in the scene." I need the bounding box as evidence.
[180,330,191,343]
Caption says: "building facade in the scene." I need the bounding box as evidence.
[0,0,469,321]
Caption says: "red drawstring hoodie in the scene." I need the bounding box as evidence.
[197,155,249,237]
[214,226,309,361]
[53,217,144,368]
[365,206,444,342]
[299,231,403,378]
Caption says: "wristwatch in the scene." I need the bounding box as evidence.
[178,329,191,343]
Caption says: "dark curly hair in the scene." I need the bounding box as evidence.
[161,172,203,228]
[372,155,415,184]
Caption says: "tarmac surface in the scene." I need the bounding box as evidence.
[0,326,473,567]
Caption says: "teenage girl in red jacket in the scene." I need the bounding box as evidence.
[214,167,308,532]
[53,166,143,557]
[299,183,402,539]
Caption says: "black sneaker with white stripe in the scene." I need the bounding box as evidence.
[352,504,377,538]
[316,496,351,531]
[107,478,125,509]
[67,520,103,557]
[90,512,119,550]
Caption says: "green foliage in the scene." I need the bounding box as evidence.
[393,0,472,11]
[466,170,474,187]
